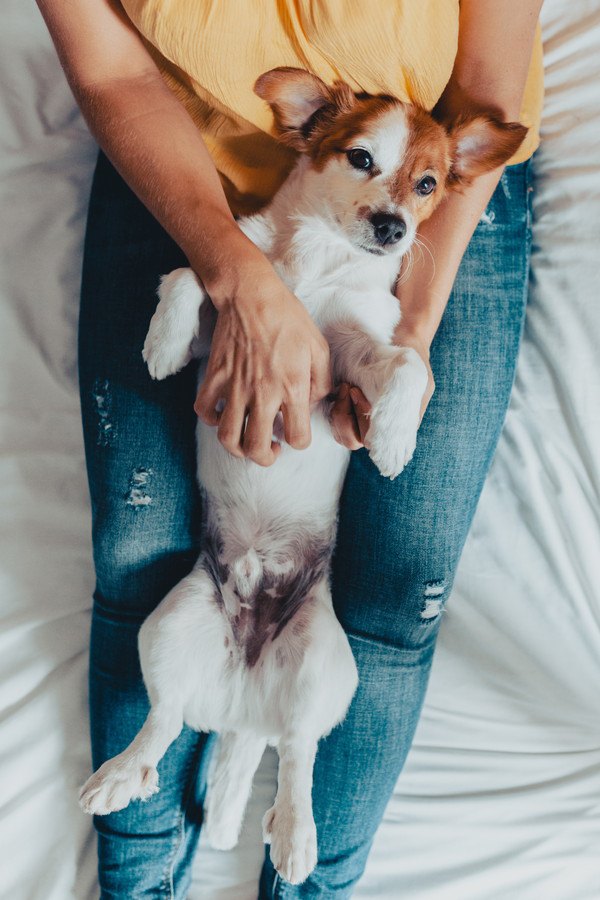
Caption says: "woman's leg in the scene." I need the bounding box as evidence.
[79,152,211,899]
[260,160,533,898]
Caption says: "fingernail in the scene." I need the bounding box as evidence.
[338,383,349,399]
[350,388,360,404]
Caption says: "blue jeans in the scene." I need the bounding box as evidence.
[79,152,532,898]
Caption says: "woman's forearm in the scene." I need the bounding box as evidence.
[38,0,332,465]
[395,0,542,349]
[37,0,264,305]
[76,71,265,302]
[395,169,502,347]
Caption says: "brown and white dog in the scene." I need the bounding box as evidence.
[79,68,525,885]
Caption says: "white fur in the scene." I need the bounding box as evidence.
[79,108,428,886]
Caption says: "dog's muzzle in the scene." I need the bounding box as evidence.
[370,212,406,246]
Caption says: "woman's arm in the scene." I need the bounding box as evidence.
[332,0,543,449]
[37,0,331,466]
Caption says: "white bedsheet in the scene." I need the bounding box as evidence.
[1,2,599,898]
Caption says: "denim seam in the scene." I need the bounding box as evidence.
[524,156,534,287]
[273,872,291,900]
[159,743,200,899]
[272,872,282,899]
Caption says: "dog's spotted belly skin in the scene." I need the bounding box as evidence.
[203,511,333,669]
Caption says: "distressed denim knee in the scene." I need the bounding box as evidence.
[333,552,454,656]
[92,482,197,613]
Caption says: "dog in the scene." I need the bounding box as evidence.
[79,67,526,885]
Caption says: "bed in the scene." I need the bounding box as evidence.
[1,1,599,897]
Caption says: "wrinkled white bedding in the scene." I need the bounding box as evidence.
[1,1,599,898]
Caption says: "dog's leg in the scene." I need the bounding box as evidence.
[81,562,231,820]
[78,704,183,815]
[203,731,267,850]
[329,324,428,479]
[262,735,319,886]
[142,267,214,380]
[262,579,357,885]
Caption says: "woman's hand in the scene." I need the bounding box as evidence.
[330,328,434,451]
[195,257,332,466]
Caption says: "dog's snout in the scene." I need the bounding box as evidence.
[370,212,406,246]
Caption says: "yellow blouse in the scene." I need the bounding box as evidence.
[122,0,543,214]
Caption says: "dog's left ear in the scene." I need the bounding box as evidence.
[447,115,528,185]
[255,67,355,150]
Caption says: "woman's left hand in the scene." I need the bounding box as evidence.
[330,330,435,451]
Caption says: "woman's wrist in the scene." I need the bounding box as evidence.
[393,287,448,353]
[389,309,436,425]
[394,322,433,362]
[187,220,275,311]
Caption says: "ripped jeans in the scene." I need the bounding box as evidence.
[78,152,532,899]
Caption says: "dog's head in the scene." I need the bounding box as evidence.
[255,67,527,257]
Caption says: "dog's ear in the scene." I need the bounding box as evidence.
[447,115,528,185]
[254,67,355,150]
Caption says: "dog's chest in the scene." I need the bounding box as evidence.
[274,259,401,342]
[239,209,402,342]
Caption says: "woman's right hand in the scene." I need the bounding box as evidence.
[195,255,332,467]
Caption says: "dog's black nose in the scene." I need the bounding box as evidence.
[370,212,406,246]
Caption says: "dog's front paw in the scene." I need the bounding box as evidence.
[365,348,428,479]
[142,268,201,380]
[263,804,317,885]
[79,759,159,816]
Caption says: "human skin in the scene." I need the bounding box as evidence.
[37,0,542,459]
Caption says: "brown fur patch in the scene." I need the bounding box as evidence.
[255,67,355,151]
[255,67,527,221]
[385,105,452,222]
[308,96,402,170]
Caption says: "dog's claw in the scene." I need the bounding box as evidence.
[79,762,159,816]
[263,804,318,885]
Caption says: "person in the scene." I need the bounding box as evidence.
[37,1,544,897]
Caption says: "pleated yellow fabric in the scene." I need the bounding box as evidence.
[122,0,543,213]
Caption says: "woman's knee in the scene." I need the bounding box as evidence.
[333,531,454,653]
[92,497,200,617]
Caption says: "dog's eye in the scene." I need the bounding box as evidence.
[347,148,373,171]
[416,176,437,196]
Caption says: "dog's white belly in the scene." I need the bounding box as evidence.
[181,663,282,737]
[197,405,350,526]
[141,579,356,741]
[181,647,297,738]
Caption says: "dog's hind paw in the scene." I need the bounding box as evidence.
[263,804,317,885]
[203,807,242,851]
[79,760,159,816]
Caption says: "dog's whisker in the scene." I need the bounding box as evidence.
[413,235,436,282]
[397,247,415,287]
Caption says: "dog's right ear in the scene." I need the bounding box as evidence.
[254,67,355,150]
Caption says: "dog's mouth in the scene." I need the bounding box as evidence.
[358,244,385,256]
[355,233,414,259]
